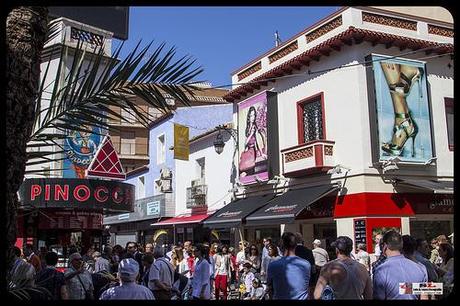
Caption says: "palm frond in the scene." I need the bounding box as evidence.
[27,20,204,170]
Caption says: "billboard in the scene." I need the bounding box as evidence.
[371,54,434,162]
[63,126,103,178]
[238,91,268,184]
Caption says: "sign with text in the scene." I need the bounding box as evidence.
[146,201,161,216]
[174,123,189,160]
[354,219,367,249]
[18,178,135,213]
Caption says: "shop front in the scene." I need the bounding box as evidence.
[151,213,213,245]
[103,194,169,247]
[243,184,339,251]
[333,180,454,254]
[17,178,134,268]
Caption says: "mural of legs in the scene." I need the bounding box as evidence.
[379,62,420,157]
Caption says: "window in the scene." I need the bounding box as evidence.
[445,98,454,151]
[137,176,145,199]
[120,131,136,155]
[196,157,205,180]
[296,92,325,144]
[157,134,166,164]
[121,108,136,123]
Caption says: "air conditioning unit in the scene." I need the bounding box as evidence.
[160,168,172,179]
[191,185,207,198]
[191,178,204,187]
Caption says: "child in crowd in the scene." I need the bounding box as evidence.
[240,262,255,299]
[244,277,265,300]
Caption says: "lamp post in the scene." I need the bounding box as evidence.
[213,124,238,154]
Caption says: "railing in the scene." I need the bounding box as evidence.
[111,143,149,157]
[281,140,335,177]
[186,185,207,208]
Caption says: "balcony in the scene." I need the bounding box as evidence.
[281,140,335,177]
[186,185,208,208]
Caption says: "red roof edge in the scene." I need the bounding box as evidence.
[224,26,453,102]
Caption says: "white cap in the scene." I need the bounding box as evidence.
[313,239,321,245]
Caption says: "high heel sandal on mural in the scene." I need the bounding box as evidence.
[381,113,418,157]
[389,68,423,97]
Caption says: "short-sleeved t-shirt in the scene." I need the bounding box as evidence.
[373,255,428,300]
[148,258,174,291]
[266,256,311,300]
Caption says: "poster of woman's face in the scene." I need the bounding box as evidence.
[238,91,268,185]
[371,54,434,163]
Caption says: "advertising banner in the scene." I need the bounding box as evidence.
[18,178,135,213]
[63,126,103,178]
[371,54,433,162]
[238,91,268,184]
[174,123,189,160]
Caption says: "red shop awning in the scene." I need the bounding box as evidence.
[151,213,212,226]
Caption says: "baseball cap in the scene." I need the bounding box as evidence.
[313,239,321,245]
[118,258,139,281]
[69,252,82,262]
[331,236,353,254]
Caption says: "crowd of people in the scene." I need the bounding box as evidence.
[8,231,454,300]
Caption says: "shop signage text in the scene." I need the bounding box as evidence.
[19,178,135,213]
[265,204,297,213]
[147,201,161,216]
[218,210,242,218]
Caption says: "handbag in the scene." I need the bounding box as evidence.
[239,147,255,172]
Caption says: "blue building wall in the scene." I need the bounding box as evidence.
[126,103,233,201]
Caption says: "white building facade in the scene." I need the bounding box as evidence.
[206,6,453,256]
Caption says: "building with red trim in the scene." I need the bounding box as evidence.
[207,6,453,257]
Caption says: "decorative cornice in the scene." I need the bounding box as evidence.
[269,41,299,64]
[428,24,454,37]
[237,62,262,81]
[224,26,453,102]
[306,16,343,43]
[285,147,313,163]
[362,12,417,31]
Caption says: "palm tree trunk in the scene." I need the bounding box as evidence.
[6,7,48,275]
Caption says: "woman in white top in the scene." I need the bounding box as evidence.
[236,241,249,275]
[191,244,211,300]
[214,245,231,300]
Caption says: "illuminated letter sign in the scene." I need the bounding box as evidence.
[19,178,135,213]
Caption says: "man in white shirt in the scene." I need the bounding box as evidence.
[312,239,329,268]
[149,246,175,300]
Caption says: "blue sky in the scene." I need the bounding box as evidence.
[113,6,340,88]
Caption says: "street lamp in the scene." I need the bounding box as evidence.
[213,130,225,154]
[213,125,238,154]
